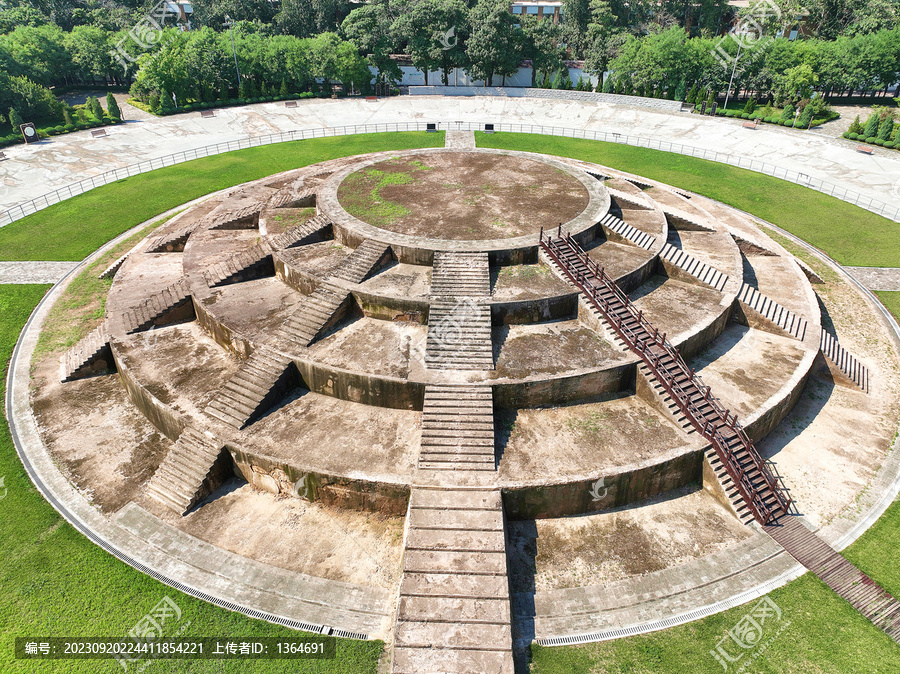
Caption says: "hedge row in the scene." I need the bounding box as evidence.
[145,89,398,117]
[715,108,835,128]
[842,132,897,149]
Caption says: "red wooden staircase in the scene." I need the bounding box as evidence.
[539,229,791,526]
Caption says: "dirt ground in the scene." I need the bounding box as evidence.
[507,484,752,591]
[337,152,589,239]
[151,479,405,588]
[31,359,171,514]
[498,394,699,480]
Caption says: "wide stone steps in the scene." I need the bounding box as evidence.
[267,214,332,250]
[605,185,652,210]
[600,213,656,250]
[121,278,193,334]
[659,242,729,291]
[419,385,495,471]
[60,324,112,382]
[202,242,274,288]
[205,350,295,429]
[705,448,754,525]
[268,190,314,209]
[145,426,222,515]
[329,239,392,284]
[763,516,900,643]
[430,251,491,298]
[277,283,350,347]
[820,331,869,392]
[737,283,808,340]
[392,487,514,673]
[424,302,493,371]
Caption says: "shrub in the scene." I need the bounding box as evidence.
[9,107,24,130]
[866,136,878,143]
[849,132,859,140]
[742,97,757,114]
[885,141,896,149]
[106,93,121,121]
[863,114,879,138]
[848,115,864,135]
[874,139,885,146]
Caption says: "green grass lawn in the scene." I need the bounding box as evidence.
[475,132,900,268]
[0,131,445,262]
[0,286,384,673]
[875,292,900,324]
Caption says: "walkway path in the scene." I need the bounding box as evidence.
[0,261,78,284]
[845,267,900,291]
[2,96,898,218]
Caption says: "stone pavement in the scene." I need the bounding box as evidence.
[845,267,900,291]
[0,261,79,284]
[2,96,899,218]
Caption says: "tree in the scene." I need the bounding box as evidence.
[562,0,592,58]
[877,111,896,141]
[674,77,687,101]
[341,2,403,85]
[106,93,121,120]
[781,103,795,124]
[9,107,24,129]
[863,113,880,138]
[90,96,104,119]
[465,0,523,86]
[582,0,620,78]
[520,14,563,87]
[0,25,71,86]
[848,115,864,135]
[602,74,614,93]
[276,0,351,38]
[393,0,469,86]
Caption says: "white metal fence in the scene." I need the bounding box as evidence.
[2,120,898,228]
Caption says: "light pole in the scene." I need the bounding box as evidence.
[224,15,241,94]
[723,39,742,112]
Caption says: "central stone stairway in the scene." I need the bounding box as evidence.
[392,249,513,671]
[393,487,513,673]
[419,385,496,471]
[329,239,393,283]
[425,252,493,370]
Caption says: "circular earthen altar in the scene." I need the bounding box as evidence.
[22,145,900,662]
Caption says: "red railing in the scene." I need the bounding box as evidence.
[539,228,791,525]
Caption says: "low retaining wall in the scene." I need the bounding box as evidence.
[408,86,684,113]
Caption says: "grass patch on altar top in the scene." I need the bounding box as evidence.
[0,132,444,262]
[475,132,900,268]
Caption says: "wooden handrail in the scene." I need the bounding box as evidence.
[540,231,790,524]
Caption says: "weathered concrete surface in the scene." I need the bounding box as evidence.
[0,261,78,283]
[845,267,900,291]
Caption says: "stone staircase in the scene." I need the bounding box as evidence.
[737,283,808,340]
[202,242,274,288]
[419,385,496,471]
[98,252,129,280]
[659,242,729,292]
[329,239,392,284]
[430,252,491,297]
[661,207,717,232]
[820,331,869,392]
[704,447,754,525]
[600,213,656,250]
[145,426,224,515]
[277,282,351,347]
[268,191,315,210]
[146,222,195,253]
[59,324,113,382]
[606,186,652,210]
[392,487,514,673]
[424,301,494,370]
[205,349,298,429]
[207,202,264,229]
[267,214,332,250]
[121,278,194,334]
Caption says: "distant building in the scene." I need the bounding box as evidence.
[510,1,562,23]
